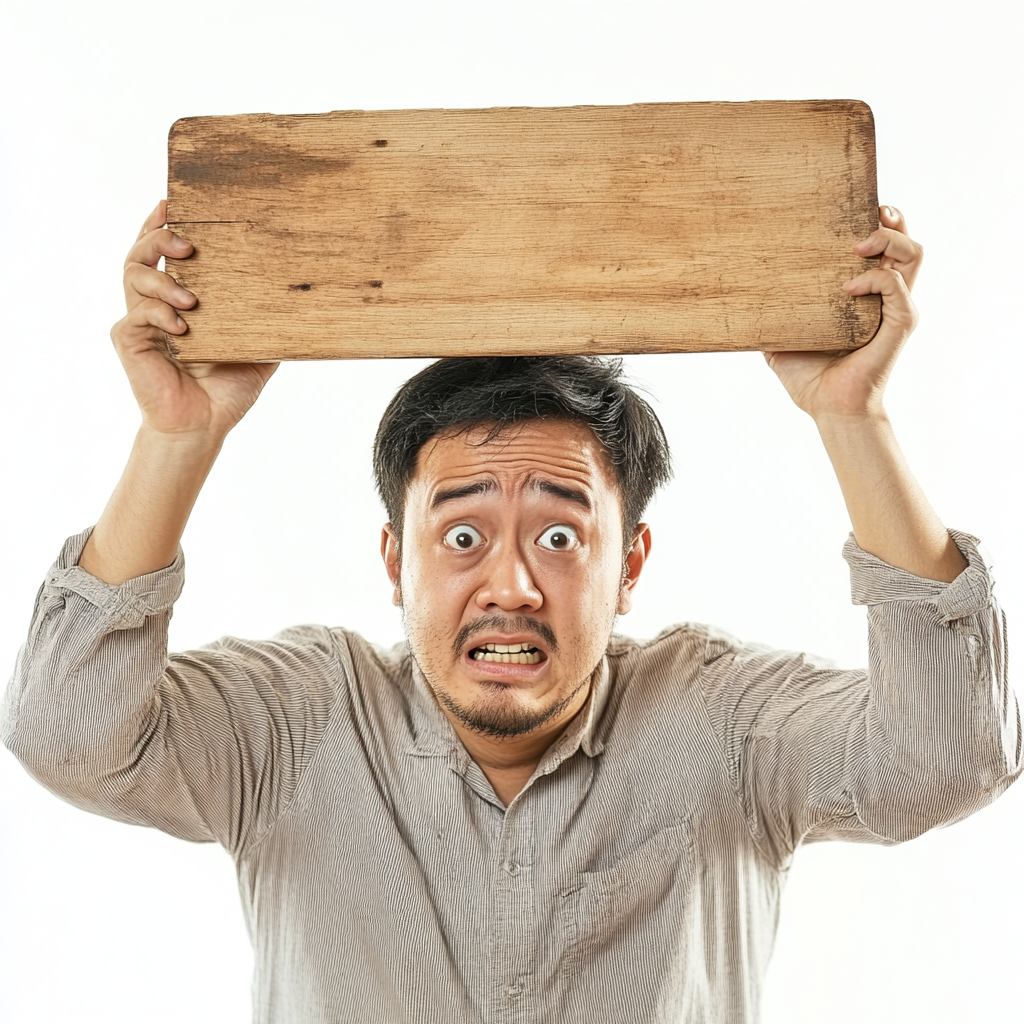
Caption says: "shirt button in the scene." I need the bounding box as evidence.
[504,860,520,876]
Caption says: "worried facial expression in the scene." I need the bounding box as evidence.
[382,419,650,742]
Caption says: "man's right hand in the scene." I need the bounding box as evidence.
[114,201,278,440]
[78,202,279,585]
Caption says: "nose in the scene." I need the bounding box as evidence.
[475,541,543,613]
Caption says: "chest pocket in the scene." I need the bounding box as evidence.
[559,820,695,971]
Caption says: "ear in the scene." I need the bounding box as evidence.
[617,524,652,615]
[380,524,403,607]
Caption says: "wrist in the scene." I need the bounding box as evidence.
[812,404,890,438]
[136,422,226,461]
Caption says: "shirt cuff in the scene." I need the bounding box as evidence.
[843,529,994,623]
[42,526,185,629]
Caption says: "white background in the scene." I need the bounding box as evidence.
[1,2,1021,1021]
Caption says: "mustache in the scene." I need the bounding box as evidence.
[453,615,559,657]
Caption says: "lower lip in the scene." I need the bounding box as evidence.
[462,652,549,679]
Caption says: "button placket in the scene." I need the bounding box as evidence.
[490,799,536,1024]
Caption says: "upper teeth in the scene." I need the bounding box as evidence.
[470,642,543,664]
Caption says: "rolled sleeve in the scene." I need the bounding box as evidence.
[844,529,994,621]
[3,527,184,755]
[40,526,185,628]
[2,529,339,854]
[843,530,1018,841]
[700,531,1020,867]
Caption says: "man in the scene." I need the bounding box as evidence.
[3,201,1018,1023]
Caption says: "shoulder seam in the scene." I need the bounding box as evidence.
[692,636,788,873]
[238,628,352,860]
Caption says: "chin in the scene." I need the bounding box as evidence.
[434,673,588,740]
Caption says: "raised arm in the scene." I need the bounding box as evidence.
[79,201,278,583]
[1,204,329,855]
[764,205,966,582]
[697,206,1019,863]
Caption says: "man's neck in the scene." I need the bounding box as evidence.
[444,685,592,806]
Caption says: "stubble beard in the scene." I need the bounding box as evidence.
[429,673,593,739]
[406,611,601,739]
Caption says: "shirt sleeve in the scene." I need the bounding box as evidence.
[1,527,340,856]
[697,530,1021,867]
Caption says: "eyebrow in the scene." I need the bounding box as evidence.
[533,479,592,510]
[430,480,496,509]
[429,477,593,511]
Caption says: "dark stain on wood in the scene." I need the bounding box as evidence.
[373,139,388,147]
[289,283,313,291]
[171,129,351,188]
[368,280,383,288]
[829,288,880,347]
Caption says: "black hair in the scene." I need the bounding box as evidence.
[372,356,672,546]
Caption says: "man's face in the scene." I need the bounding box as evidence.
[382,419,649,741]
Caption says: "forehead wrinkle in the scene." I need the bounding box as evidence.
[438,438,600,480]
[425,468,596,508]
[412,421,617,510]
[425,458,601,502]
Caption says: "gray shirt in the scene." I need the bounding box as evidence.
[2,527,1019,1024]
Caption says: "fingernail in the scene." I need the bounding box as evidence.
[175,317,186,329]
[884,206,899,221]
[173,235,191,248]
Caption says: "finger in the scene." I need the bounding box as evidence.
[844,265,909,296]
[124,263,196,310]
[851,226,922,265]
[125,227,194,269]
[111,297,189,355]
[879,205,907,235]
[841,268,919,374]
[852,221,924,292]
[844,267,918,331]
[137,201,168,241]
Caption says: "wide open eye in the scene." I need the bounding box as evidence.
[444,524,484,550]
[537,525,579,551]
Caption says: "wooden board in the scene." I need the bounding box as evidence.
[166,101,880,361]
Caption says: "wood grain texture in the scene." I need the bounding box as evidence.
[166,101,880,361]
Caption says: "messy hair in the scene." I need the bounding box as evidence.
[372,356,672,546]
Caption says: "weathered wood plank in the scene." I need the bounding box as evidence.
[166,101,880,361]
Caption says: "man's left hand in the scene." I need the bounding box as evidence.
[764,205,923,422]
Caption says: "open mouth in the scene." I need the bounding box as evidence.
[469,643,545,665]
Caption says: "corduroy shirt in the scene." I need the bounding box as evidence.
[2,526,1019,1023]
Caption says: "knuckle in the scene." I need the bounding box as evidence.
[140,297,170,320]
[154,228,179,250]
